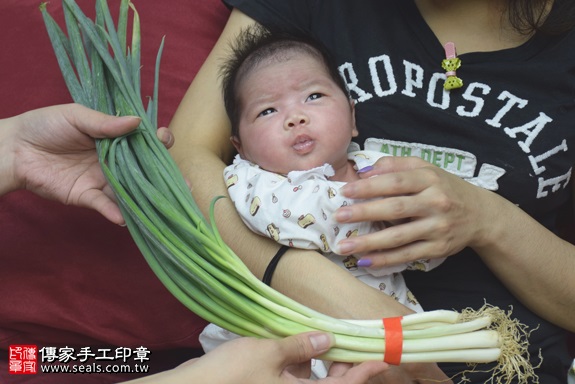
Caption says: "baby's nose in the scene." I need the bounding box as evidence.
[284,113,309,129]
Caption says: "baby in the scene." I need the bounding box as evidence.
[200,26,443,377]
[222,26,444,304]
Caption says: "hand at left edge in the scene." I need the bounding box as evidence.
[4,103,175,225]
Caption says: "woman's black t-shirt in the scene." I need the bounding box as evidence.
[223,0,575,381]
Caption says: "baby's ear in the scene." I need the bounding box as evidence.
[230,136,243,154]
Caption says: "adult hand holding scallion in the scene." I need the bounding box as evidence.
[40,1,539,382]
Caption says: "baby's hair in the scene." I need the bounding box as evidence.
[220,25,349,138]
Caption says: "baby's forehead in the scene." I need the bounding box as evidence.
[239,57,320,99]
[238,40,325,73]
[248,45,324,74]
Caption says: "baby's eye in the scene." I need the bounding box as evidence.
[307,93,324,101]
[257,108,276,117]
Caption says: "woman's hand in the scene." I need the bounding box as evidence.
[2,103,174,225]
[128,332,389,384]
[335,156,494,268]
[194,332,389,384]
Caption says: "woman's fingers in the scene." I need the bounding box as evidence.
[335,195,416,224]
[341,168,430,200]
[334,156,485,266]
[156,127,174,148]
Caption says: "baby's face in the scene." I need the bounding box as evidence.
[233,52,357,175]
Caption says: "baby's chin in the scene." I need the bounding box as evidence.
[255,154,329,175]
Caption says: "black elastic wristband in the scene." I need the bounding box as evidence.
[262,245,290,286]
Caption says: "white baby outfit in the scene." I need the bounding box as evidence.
[221,148,446,310]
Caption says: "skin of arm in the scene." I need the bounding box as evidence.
[477,189,575,332]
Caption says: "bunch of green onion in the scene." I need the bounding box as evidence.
[41,1,538,382]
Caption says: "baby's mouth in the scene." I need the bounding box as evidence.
[292,135,315,153]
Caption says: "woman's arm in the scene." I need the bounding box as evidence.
[476,188,575,332]
[335,156,575,331]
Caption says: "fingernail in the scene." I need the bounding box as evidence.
[162,130,173,145]
[338,241,355,254]
[334,208,352,222]
[357,165,374,173]
[357,259,372,268]
[120,115,141,123]
[309,333,332,352]
[339,184,355,197]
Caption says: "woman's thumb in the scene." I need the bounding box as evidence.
[279,332,334,365]
[68,104,141,138]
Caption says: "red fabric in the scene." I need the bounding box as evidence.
[0,0,230,382]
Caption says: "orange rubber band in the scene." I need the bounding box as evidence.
[382,316,403,365]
